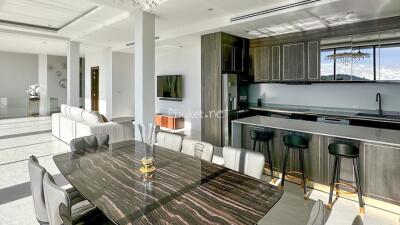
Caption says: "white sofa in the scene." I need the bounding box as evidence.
[52,104,132,144]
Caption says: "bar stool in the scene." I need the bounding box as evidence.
[328,143,364,214]
[250,130,274,180]
[281,134,309,198]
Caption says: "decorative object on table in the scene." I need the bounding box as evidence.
[138,123,157,179]
[59,78,67,88]
[26,84,40,116]
[26,84,40,99]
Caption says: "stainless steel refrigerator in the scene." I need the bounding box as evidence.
[222,74,238,146]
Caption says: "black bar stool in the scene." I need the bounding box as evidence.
[328,143,364,214]
[281,134,309,198]
[250,130,274,180]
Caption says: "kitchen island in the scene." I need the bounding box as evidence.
[232,116,400,209]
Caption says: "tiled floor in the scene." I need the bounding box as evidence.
[0,117,398,225]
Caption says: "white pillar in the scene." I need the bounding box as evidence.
[67,41,80,107]
[134,11,155,140]
[38,54,48,115]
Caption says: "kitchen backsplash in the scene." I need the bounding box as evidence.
[249,83,400,111]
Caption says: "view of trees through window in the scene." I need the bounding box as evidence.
[320,44,400,81]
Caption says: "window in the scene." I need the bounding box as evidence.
[377,44,400,81]
[320,46,375,81]
[335,48,353,81]
[320,49,334,81]
[351,47,374,81]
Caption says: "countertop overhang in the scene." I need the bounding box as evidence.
[233,116,400,147]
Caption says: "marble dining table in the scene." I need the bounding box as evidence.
[53,140,283,225]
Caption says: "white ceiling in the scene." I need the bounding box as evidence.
[0,0,398,55]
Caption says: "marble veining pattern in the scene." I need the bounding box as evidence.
[53,141,283,225]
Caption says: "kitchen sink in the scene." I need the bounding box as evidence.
[356,112,400,119]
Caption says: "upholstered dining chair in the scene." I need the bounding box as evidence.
[222,146,265,179]
[181,138,214,162]
[28,156,95,225]
[182,138,214,162]
[306,200,325,225]
[70,134,109,153]
[43,172,112,225]
[28,155,50,225]
[156,132,183,152]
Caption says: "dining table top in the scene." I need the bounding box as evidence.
[53,140,283,225]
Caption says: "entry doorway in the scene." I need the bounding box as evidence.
[91,67,99,111]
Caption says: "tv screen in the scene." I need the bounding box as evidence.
[157,75,183,100]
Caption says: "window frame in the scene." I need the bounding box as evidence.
[319,43,400,82]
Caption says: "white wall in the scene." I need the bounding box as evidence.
[155,38,202,139]
[249,83,400,111]
[84,48,113,119]
[0,51,38,108]
[112,52,134,118]
[47,55,67,108]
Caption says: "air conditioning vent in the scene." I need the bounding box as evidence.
[230,0,321,22]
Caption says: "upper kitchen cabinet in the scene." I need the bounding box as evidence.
[221,33,245,73]
[250,46,270,82]
[307,41,320,81]
[282,43,305,81]
[271,46,281,81]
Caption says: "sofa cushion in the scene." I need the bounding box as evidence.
[70,107,84,122]
[60,104,68,115]
[82,111,103,124]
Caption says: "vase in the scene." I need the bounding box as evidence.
[138,123,157,177]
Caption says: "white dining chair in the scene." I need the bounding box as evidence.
[181,138,214,162]
[222,146,265,179]
[43,172,98,225]
[306,200,325,225]
[156,131,183,152]
[28,156,49,225]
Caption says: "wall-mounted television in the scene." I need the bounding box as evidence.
[157,75,183,100]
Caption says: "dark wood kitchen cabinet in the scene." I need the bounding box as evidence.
[250,46,270,82]
[363,143,400,204]
[201,33,222,146]
[271,46,281,81]
[201,32,249,146]
[282,43,305,81]
[307,41,320,81]
[221,33,245,73]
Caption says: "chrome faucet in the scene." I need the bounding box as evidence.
[376,93,383,116]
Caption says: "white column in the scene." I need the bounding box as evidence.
[134,11,155,140]
[67,41,80,107]
[38,54,48,115]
